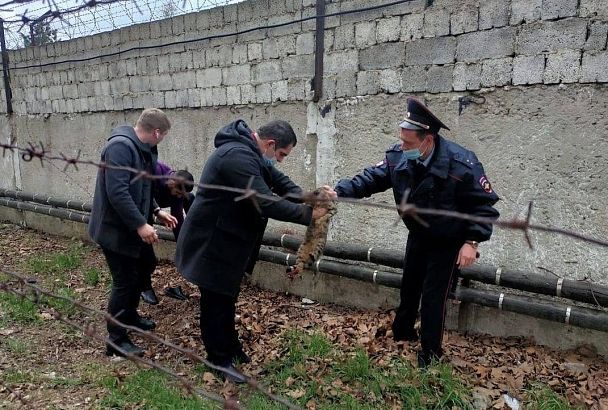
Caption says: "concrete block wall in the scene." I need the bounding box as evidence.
[3,0,608,114]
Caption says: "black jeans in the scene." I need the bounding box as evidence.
[102,245,157,342]
[199,287,243,366]
[392,236,461,356]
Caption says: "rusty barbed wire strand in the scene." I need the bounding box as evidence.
[1,140,608,249]
[0,267,304,410]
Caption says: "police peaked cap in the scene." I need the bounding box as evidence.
[399,97,450,133]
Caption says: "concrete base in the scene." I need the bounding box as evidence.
[1,209,606,358]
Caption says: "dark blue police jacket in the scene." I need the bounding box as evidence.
[335,135,499,242]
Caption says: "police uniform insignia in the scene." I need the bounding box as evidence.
[479,175,493,193]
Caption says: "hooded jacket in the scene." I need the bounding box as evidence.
[175,120,312,297]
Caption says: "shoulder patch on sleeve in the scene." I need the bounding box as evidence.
[479,175,493,193]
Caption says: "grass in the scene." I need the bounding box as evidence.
[83,267,101,286]
[1,336,30,354]
[99,369,216,410]
[0,292,41,324]
[26,245,84,276]
[249,330,472,410]
[525,385,578,410]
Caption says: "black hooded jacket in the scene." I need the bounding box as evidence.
[175,120,312,297]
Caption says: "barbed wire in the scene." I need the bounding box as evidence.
[0,267,303,409]
[1,140,608,249]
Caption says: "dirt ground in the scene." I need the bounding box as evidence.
[1,223,607,409]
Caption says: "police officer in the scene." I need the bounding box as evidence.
[335,97,499,367]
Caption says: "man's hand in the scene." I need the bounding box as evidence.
[456,243,478,268]
[320,185,338,199]
[137,224,159,244]
[157,210,178,229]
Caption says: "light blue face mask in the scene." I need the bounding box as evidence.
[264,157,277,167]
[402,138,428,161]
[402,148,422,161]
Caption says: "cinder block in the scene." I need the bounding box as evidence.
[355,21,377,48]
[334,24,355,50]
[402,66,427,92]
[584,22,608,51]
[376,17,401,43]
[63,84,79,99]
[517,19,587,54]
[200,88,213,106]
[541,0,578,20]
[296,32,315,55]
[149,74,173,91]
[453,63,482,91]
[581,51,608,82]
[248,43,264,61]
[164,91,177,108]
[286,79,306,101]
[176,89,189,107]
[268,13,302,37]
[196,67,222,88]
[271,80,288,102]
[262,38,280,59]
[277,36,296,56]
[240,84,255,104]
[379,69,401,94]
[224,64,253,87]
[544,50,581,84]
[450,4,478,35]
[226,85,241,105]
[187,89,201,107]
[237,20,268,43]
[172,71,196,89]
[255,83,272,103]
[325,50,359,74]
[129,76,150,93]
[423,7,450,38]
[479,0,510,29]
[251,61,282,83]
[512,55,545,85]
[580,0,608,18]
[157,55,171,73]
[405,37,455,65]
[212,87,227,106]
[109,78,129,95]
[192,50,206,68]
[426,65,453,93]
[360,42,405,70]
[329,72,353,98]
[206,47,221,67]
[356,71,380,95]
[282,54,315,78]
[457,27,515,62]
[401,14,424,43]
[480,58,512,87]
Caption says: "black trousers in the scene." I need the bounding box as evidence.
[199,287,243,366]
[392,235,461,356]
[102,245,157,342]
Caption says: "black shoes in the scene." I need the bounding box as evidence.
[164,286,188,301]
[141,289,159,305]
[134,317,156,331]
[213,363,248,384]
[106,339,144,357]
[417,350,441,368]
[233,349,251,365]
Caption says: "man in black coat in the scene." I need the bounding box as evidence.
[175,119,331,382]
[88,108,177,357]
[335,98,499,367]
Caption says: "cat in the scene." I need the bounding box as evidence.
[286,188,337,278]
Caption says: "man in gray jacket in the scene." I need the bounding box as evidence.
[88,108,177,357]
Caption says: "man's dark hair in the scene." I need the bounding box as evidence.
[257,120,297,149]
[176,169,194,192]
